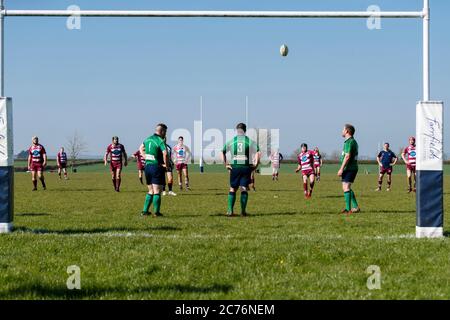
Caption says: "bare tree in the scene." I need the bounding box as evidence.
[66,131,88,172]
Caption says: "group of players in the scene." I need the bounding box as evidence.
[25,124,417,216]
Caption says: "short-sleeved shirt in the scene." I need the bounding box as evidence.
[57,151,67,164]
[133,150,145,167]
[222,135,260,168]
[298,151,315,173]
[378,150,397,169]
[403,145,416,166]
[29,144,46,164]
[341,137,358,171]
[106,143,126,164]
[173,144,189,164]
[142,134,166,165]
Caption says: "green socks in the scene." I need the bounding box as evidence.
[228,192,236,213]
[240,191,248,214]
[350,190,359,208]
[143,193,153,213]
[153,193,162,214]
[344,191,351,211]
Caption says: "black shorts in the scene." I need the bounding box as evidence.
[145,164,166,186]
[341,170,358,183]
[230,166,252,189]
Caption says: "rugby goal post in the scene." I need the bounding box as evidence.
[0,0,443,238]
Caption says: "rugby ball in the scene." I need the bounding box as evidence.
[280,44,289,57]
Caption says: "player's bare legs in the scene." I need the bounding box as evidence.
[308,174,315,198]
[315,167,321,182]
[37,170,46,190]
[386,173,392,191]
[376,172,385,191]
[177,169,183,190]
[407,169,413,193]
[163,171,176,196]
[183,167,190,190]
[31,170,38,191]
[138,169,144,184]
[58,167,62,179]
[115,168,122,192]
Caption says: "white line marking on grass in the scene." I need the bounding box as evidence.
[12,229,443,241]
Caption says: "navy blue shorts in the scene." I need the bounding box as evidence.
[341,170,358,183]
[145,164,166,186]
[230,166,252,189]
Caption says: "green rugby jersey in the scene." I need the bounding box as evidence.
[222,135,260,167]
[142,134,166,165]
[341,137,359,171]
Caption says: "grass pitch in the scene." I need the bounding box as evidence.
[1,165,450,300]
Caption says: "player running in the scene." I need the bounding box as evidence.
[132,149,146,184]
[140,123,169,217]
[337,124,360,214]
[375,143,398,192]
[56,147,69,180]
[269,149,283,181]
[104,136,128,192]
[162,137,177,196]
[28,136,47,191]
[313,147,323,182]
[295,143,316,199]
[222,123,260,217]
[173,136,192,191]
[401,136,417,193]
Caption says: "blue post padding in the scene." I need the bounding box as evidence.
[0,166,14,223]
[416,170,443,228]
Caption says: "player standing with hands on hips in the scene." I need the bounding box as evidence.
[140,123,169,217]
[337,124,360,214]
[222,123,260,217]
[375,143,397,192]
[104,136,128,192]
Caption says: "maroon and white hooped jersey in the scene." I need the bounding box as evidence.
[313,151,322,167]
[404,145,416,166]
[270,152,282,168]
[297,151,315,173]
[133,151,145,167]
[28,144,46,164]
[173,144,189,164]
[57,151,67,164]
[106,143,126,164]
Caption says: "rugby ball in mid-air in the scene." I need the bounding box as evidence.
[280,44,289,57]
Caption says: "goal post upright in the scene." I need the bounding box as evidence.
[0,1,443,237]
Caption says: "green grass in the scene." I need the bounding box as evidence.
[1,168,450,300]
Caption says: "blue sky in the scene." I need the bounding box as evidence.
[6,0,450,159]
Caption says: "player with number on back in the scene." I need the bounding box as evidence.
[375,143,397,192]
[28,136,47,191]
[222,123,260,217]
[57,147,69,180]
[295,143,316,199]
[104,136,128,192]
[173,136,192,191]
[402,136,417,193]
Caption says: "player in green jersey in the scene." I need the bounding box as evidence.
[337,124,361,214]
[139,123,169,217]
[221,123,261,217]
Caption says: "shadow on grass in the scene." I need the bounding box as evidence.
[15,213,51,217]
[14,225,181,235]
[0,283,233,299]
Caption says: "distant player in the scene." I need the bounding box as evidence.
[132,149,146,184]
[222,123,260,217]
[337,124,360,214]
[269,149,283,181]
[295,143,315,199]
[375,143,397,192]
[401,136,417,193]
[140,123,168,217]
[104,136,128,192]
[173,136,192,190]
[57,147,68,180]
[162,137,177,196]
[28,136,47,191]
[313,147,323,182]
